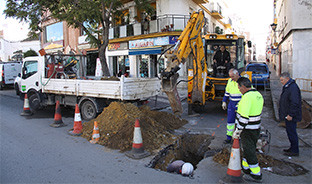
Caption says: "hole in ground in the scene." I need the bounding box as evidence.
[147,133,214,171]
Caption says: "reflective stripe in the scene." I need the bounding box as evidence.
[249,163,261,176]
[230,97,241,101]
[245,124,261,129]
[237,115,249,124]
[242,158,249,170]
[227,123,235,136]
[249,115,261,122]
[230,93,242,97]
[224,92,230,97]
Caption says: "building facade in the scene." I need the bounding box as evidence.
[40,0,242,88]
[271,0,312,92]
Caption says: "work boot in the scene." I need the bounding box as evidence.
[243,173,262,183]
[242,168,251,175]
[283,148,291,153]
[283,152,299,157]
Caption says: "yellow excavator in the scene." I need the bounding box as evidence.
[160,10,250,116]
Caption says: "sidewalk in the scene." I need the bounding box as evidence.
[268,63,312,122]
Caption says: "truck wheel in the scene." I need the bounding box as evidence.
[28,93,41,111]
[15,83,20,95]
[81,100,97,120]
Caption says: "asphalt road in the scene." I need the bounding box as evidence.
[0,89,196,183]
[1,88,311,183]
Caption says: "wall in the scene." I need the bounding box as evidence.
[0,38,40,61]
[292,30,312,80]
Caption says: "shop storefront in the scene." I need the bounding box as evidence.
[106,42,129,77]
[128,36,183,78]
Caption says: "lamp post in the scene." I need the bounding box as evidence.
[270,23,277,32]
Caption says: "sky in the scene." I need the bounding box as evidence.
[0,0,274,56]
[226,0,273,57]
[0,0,29,41]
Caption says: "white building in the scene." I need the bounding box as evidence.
[272,0,312,92]
[0,31,40,62]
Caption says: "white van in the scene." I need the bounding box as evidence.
[0,61,22,90]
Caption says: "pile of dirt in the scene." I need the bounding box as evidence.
[81,102,188,152]
[100,76,120,81]
[212,149,309,176]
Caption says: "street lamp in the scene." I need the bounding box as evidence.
[270,23,277,32]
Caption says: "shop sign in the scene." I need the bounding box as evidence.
[129,37,170,49]
[169,36,179,44]
[108,42,128,51]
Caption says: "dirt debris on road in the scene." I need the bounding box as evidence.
[213,148,309,176]
[81,102,187,152]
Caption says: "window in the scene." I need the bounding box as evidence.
[45,22,63,43]
[22,60,37,79]
[139,55,149,78]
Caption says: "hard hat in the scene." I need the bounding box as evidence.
[181,162,194,176]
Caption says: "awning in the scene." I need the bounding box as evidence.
[129,47,162,55]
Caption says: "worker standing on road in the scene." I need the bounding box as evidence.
[222,68,242,144]
[279,72,301,156]
[233,77,264,183]
[166,160,194,177]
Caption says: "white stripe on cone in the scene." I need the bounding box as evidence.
[228,147,241,170]
[133,127,143,144]
[24,98,30,108]
[74,113,81,121]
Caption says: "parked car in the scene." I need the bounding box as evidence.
[0,61,22,90]
[246,62,270,88]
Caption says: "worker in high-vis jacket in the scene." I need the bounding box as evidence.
[232,77,264,183]
[222,68,242,144]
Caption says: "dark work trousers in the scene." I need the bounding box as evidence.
[285,120,299,153]
[226,100,239,140]
[241,129,260,165]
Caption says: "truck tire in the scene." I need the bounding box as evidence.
[28,93,41,111]
[15,83,20,95]
[80,100,97,120]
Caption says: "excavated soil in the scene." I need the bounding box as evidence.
[148,134,213,171]
[81,102,188,152]
[213,148,309,176]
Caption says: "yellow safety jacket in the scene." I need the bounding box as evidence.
[236,89,264,130]
[223,78,242,102]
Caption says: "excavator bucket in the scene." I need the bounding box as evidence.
[161,73,183,117]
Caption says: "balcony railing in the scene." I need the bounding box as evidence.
[109,14,190,39]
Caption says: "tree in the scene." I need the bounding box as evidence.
[4,0,154,77]
[24,49,38,58]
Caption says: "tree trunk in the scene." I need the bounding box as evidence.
[98,44,110,77]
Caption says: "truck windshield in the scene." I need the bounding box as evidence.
[23,60,38,79]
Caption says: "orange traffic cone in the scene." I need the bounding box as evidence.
[20,94,33,116]
[68,104,83,136]
[125,119,150,159]
[90,121,100,144]
[225,138,242,182]
[50,100,66,128]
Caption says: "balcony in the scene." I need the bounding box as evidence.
[211,11,223,19]
[108,14,190,40]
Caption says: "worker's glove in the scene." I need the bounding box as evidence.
[232,128,243,139]
[222,102,227,110]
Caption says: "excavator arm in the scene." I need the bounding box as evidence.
[160,10,206,116]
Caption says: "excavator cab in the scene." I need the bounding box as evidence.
[203,34,246,101]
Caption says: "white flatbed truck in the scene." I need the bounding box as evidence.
[20,54,161,120]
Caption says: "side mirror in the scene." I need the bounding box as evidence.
[247,41,252,48]
[18,73,21,77]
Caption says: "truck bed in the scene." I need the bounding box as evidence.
[41,75,161,100]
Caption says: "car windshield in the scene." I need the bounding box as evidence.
[247,66,268,74]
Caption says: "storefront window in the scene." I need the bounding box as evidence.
[45,22,63,43]
[86,52,98,76]
[139,55,149,78]
[112,56,129,77]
